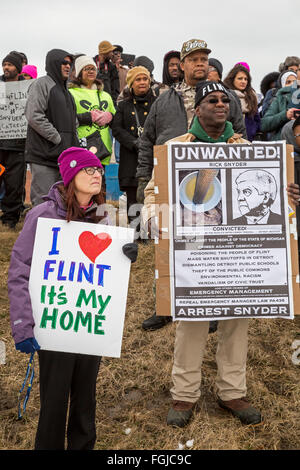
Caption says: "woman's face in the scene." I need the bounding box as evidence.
[81,65,97,86]
[233,71,248,91]
[74,167,103,201]
[131,74,150,96]
[284,74,297,87]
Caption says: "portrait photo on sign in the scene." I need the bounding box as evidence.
[176,169,222,227]
[230,168,282,225]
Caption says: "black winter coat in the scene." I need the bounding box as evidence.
[112,90,156,190]
[25,49,79,168]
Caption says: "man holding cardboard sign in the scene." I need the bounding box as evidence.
[143,82,262,427]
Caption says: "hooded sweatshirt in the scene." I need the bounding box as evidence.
[25,49,79,167]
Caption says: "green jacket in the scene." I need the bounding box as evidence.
[260,86,293,140]
[68,86,116,165]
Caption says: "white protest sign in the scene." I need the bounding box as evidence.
[29,218,134,358]
[0,80,32,139]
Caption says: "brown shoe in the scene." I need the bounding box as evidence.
[167,400,194,427]
[217,396,262,425]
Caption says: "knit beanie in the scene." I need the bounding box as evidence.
[21,65,37,79]
[133,56,154,74]
[280,70,297,87]
[2,52,23,73]
[126,66,151,88]
[58,147,103,187]
[194,81,229,108]
[235,61,250,71]
[74,56,97,77]
[209,58,223,79]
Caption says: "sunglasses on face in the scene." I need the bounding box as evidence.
[83,167,104,176]
[61,60,72,66]
[204,97,231,104]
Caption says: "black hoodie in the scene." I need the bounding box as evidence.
[25,49,79,167]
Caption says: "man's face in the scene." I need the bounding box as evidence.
[61,56,72,80]
[180,51,208,85]
[2,61,18,80]
[236,180,270,216]
[168,57,180,80]
[195,91,230,127]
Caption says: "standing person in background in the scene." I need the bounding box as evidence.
[0,52,26,229]
[259,71,280,117]
[21,65,38,80]
[162,50,182,87]
[260,71,299,141]
[279,56,300,79]
[136,38,212,331]
[223,64,260,141]
[112,66,156,236]
[25,49,79,206]
[112,45,128,93]
[68,55,115,197]
[94,41,119,105]
[207,58,247,139]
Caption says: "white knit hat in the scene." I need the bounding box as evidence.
[74,55,97,77]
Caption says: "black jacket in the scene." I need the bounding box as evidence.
[112,89,157,189]
[94,56,120,105]
[136,85,247,180]
[25,49,79,167]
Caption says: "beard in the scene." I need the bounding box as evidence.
[3,69,18,80]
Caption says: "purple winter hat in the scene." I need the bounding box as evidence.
[58,147,103,187]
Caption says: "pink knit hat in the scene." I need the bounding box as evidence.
[58,147,103,187]
[235,61,250,71]
[21,65,38,79]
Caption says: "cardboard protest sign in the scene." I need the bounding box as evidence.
[0,80,31,139]
[154,141,300,321]
[29,218,134,357]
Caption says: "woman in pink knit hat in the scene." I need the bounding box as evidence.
[21,64,38,79]
[8,147,137,450]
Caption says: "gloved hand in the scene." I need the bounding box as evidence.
[136,177,150,204]
[16,337,40,354]
[122,243,138,263]
[90,109,102,123]
[91,110,112,126]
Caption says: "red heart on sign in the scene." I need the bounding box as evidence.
[78,231,112,263]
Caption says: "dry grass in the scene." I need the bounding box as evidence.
[0,212,300,450]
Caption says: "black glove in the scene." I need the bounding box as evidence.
[122,243,138,263]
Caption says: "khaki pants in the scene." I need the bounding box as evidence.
[171,318,249,403]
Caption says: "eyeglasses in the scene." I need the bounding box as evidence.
[83,167,104,176]
[208,66,217,72]
[61,60,72,66]
[204,97,231,104]
[82,66,96,72]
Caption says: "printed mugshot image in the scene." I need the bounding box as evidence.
[231,169,282,225]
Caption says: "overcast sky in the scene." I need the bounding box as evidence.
[2,0,300,93]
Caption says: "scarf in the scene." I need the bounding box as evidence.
[234,89,249,114]
[188,118,234,143]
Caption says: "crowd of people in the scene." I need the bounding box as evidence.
[1,39,300,450]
